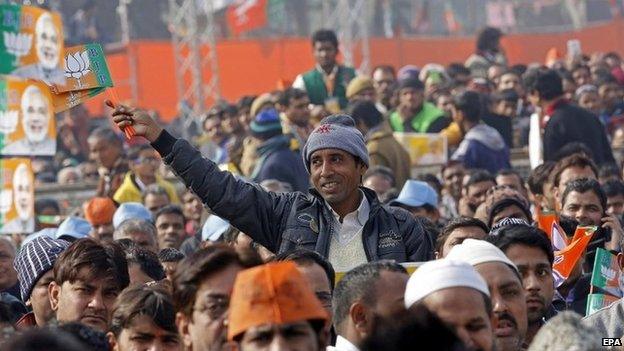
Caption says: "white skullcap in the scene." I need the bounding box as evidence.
[404,259,490,309]
[446,238,518,271]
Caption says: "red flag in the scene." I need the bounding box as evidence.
[227,0,268,36]
[552,226,596,287]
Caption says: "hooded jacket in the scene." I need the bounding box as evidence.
[151,130,433,263]
[451,123,510,173]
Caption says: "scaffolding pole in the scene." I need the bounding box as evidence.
[168,0,220,115]
[325,0,371,74]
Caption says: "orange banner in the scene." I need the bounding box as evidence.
[553,226,596,286]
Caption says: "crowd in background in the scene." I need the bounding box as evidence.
[3,25,624,350]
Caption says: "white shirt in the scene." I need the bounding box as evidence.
[328,191,370,244]
[327,336,360,351]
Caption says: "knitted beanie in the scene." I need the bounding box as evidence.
[302,114,369,173]
[13,236,70,301]
[250,108,283,140]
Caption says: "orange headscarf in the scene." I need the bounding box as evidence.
[227,261,328,341]
[83,197,117,226]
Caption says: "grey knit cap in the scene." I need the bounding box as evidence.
[302,114,369,173]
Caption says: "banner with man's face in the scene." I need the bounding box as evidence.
[0,77,57,156]
[0,4,65,85]
[0,158,34,234]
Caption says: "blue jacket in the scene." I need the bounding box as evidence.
[152,130,434,262]
[251,135,309,192]
[452,124,510,173]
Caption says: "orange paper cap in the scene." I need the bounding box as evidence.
[227,261,328,341]
[83,197,117,226]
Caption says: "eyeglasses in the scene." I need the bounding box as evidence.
[135,156,160,165]
[193,296,230,321]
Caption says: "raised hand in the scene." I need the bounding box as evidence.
[107,100,163,143]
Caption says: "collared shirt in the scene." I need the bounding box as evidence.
[327,335,360,351]
[328,191,370,245]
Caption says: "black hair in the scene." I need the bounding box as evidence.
[436,217,489,253]
[552,142,594,162]
[524,68,563,100]
[510,64,528,77]
[237,95,257,110]
[332,261,407,329]
[491,89,519,104]
[127,143,154,161]
[274,249,336,291]
[347,100,383,129]
[487,224,554,265]
[87,127,123,149]
[465,169,495,188]
[222,103,238,117]
[599,163,621,180]
[58,322,110,351]
[446,63,471,79]
[527,161,555,195]
[398,77,424,91]
[571,63,590,75]
[2,328,87,351]
[417,173,443,195]
[311,29,338,48]
[158,248,185,263]
[153,205,186,223]
[496,168,524,184]
[363,166,396,187]
[277,88,308,107]
[562,178,607,212]
[372,64,396,77]
[453,91,482,123]
[602,180,624,198]
[476,26,503,52]
[35,198,60,215]
[126,247,166,281]
[362,306,467,351]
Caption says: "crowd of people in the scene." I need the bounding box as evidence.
[3,26,624,350]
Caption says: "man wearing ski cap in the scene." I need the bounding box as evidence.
[13,236,70,328]
[110,107,433,271]
[447,239,528,351]
[404,259,494,351]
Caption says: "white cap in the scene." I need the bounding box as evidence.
[404,259,490,309]
[446,238,518,271]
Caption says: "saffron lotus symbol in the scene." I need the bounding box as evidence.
[0,189,12,215]
[3,32,32,64]
[64,50,91,89]
[0,110,19,135]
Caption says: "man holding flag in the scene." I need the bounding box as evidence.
[552,178,624,315]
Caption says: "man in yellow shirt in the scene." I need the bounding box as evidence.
[113,144,179,205]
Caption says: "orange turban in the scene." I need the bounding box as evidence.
[227,261,328,341]
[83,197,117,226]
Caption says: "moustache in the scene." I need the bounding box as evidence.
[495,311,518,329]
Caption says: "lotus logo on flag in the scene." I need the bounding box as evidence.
[3,32,32,63]
[0,189,12,214]
[0,110,19,135]
[64,50,91,89]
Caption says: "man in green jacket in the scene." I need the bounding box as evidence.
[389,78,451,133]
[292,29,356,111]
